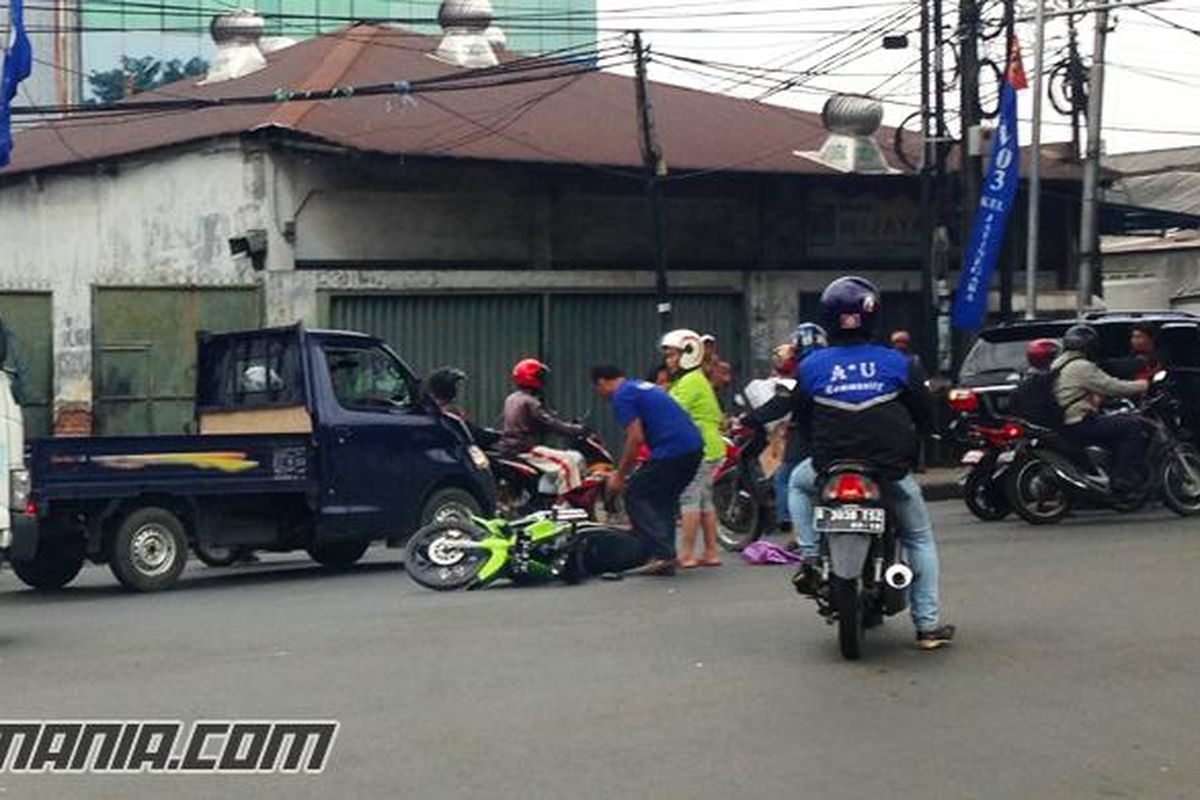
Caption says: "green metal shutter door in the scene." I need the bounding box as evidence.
[545,293,745,450]
[328,294,542,427]
[93,288,262,435]
[0,293,53,438]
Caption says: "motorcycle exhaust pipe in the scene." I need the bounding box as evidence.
[1050,465,1094,492]
[884,563,914,590]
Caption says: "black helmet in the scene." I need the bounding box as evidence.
[820,276,882,339]
[1062,324,1099,358]
[426,366,467,403]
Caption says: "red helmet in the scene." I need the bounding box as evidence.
[512,358,549,390]
[1026,338,1061,371]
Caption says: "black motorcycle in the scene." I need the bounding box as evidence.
[1006,374,1200,524]
[805,462,913,660]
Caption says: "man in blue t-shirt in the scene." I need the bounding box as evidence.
[591,364,703,575]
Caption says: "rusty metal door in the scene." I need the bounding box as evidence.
[93,288,262,435]
[0,293,53,438]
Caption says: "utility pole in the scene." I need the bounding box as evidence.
[919,0,935,369]
[632,31,671,333]
[1077,5,1110,311]
[999,0,1017,320]
[959,0,982,247]
[1024,0,1048,319]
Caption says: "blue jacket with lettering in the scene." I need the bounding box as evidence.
[793,343,933,477]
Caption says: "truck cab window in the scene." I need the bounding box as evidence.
[324,345,416,411]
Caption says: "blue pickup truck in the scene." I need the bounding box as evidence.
[10,324,495,592]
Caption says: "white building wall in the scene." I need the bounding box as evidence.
[0,144,286,429]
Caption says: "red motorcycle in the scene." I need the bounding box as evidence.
[712,421,776,551]
[486,430,621,523]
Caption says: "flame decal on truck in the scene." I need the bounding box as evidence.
[90,452,261,473]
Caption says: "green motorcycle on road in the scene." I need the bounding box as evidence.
[404,507,642,591]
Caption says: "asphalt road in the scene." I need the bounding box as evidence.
[0,501,1198,800]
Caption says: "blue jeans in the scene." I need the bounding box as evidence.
[788,460,942,633]
[774,460,798,524]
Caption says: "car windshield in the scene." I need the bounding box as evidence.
[323,344,417,411]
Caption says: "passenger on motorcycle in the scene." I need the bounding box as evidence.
[422,366,500,448]
[1052,324,1149,494]
[786,277,955,650]
[663,329,726,568]
[743,323,827,545]
[499,358,587,499]
[1025,338,1061,374]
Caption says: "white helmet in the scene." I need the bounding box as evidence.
[661,328,705,371]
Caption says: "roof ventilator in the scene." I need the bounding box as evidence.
[433,0,503,69]
[796,94,897,174]
[201,10,268,84]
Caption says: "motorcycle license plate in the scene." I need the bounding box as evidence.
[961,449,985,465]
[814,505,886,534]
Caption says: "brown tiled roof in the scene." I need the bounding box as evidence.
[2,24,1079,181]
[2,25,904,178]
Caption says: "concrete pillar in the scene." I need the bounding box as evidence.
[52,278,93,435]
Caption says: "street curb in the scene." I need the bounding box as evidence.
[917,477,962,502]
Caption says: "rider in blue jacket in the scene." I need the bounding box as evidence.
[787,277,955,651]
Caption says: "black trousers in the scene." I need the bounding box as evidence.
[1066,415,1147,486]
[625,450,703,561]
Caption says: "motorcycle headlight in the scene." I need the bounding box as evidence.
[10,468,29,512]
[467,446,490,471]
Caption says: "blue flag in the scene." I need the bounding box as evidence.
[952,80,1020,330]
[1,0,34,168]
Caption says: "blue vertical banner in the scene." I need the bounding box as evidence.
[1,0,34,168]
[952,80,1021,329]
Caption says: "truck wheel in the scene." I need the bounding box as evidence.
[11,540,85,591]
[420,488,483,526]
[307,540,369,569]
[108,507,189,592]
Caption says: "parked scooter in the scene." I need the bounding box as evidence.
[802,462,913,660]
[1005,373,1200,524]
[712,421,776,551]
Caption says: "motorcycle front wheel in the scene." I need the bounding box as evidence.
[963,469,1011,521]
[1162,446,1200,517]
[405,520,494,591]
[1006,453,1070,525]
[831,576,863,660]
[713,466,762,552]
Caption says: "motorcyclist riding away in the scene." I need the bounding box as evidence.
[499,358,587,498]
[784,277,955,651]
[1052,324,1149,494]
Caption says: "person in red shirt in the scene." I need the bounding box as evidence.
[1130,323,1162,381]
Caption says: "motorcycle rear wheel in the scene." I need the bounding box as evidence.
[1006,454,1070,525]
[405,520,493,591]
[832,576,863,660]
[1162,446,1200,517]
[713,466,762,551]
[963,470,1011,521]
